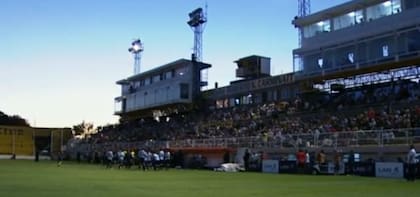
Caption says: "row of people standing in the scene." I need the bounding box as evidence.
[104,149,171,170]
[296,149,343,175]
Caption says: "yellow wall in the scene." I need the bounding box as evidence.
[0,126,34,155]
[0,126,72,155]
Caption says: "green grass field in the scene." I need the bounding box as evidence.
[0,160,419,197]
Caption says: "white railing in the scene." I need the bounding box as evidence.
[166,128,420,149]
[69,128,420,155]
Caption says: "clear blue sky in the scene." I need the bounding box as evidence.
[0,0,348,127]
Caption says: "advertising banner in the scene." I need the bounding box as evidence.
[375,162,404,178]
[262,160,279,173]
[352,162,375,177]
[278,161,297,174]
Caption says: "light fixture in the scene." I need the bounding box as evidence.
[383,1,392,7]
[129,39,143,53]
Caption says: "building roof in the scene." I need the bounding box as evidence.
[116,59,211,84]
[234,55,271,63]
[292,0,387,27]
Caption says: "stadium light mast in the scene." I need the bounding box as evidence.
[298,0,311,47]
[128,39,144,75]
[187,6,207,62]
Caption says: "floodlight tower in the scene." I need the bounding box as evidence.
[187,7,207,62]
[128,39,144,74]
[298,0,311,47]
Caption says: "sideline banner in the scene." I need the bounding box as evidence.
[353,162,375,177]
[278,161,297,173]
[326,162,345,174]
[375,162,404,178]
[262,160,279,173]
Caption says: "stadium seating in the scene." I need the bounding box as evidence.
[69,81,420,155]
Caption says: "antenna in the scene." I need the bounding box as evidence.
[187,5,207,62]
[298,0,311,47]
[128,39,144,74]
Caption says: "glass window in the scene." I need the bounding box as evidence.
[234,98,240,105]
[367,1,393,21]
[318,58,324,68]
[153,75,160,83]
[333,10,363,31]
[114,98,123,113]
[303,19,331,38]
[241,95,252,105]
[216,100,224,109]
[392,0,402,13]
[318,20,331,32]
[180,83,189,99]
[354,10,364,24]
[334,13,353,30]
[382,45,389,57]
[303,25,316,38]
[165,71,172,79]
[133,81,140,89]
[348,53,355,63]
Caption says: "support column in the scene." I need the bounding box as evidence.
[60,130,63,152]
[50,130,53,155]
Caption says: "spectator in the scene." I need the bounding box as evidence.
[347,150,355,175]
[317,150,326,165]
[406,145,417,182]
[334,150,341,175]
[296,149,306,174]
[243,149,250,171]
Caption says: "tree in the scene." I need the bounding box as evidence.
[0,110,30,126]
[72,121,95,138]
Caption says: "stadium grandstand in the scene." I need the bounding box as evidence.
[67,0,420,178]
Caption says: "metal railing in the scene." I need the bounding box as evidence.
[166,128,420,149]
[69,128,420,155]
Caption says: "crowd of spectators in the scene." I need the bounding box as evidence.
[75,80,420,150]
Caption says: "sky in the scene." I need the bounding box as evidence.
[0,0,348,128]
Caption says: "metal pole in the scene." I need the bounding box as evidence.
[380,130,384,147]
[50,130,53,155]
[60,129,63,152]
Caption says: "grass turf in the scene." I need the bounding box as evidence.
[0,160,419,197]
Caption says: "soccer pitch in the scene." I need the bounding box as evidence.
[0,160,418,197]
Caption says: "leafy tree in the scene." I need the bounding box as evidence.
[0,111,30,126]
[72,121,95,137]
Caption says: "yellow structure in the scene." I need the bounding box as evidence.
[0,125,72,156]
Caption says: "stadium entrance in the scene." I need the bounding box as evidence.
[34,136,50,155]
